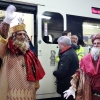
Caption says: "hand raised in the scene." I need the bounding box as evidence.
[4,5,16,24]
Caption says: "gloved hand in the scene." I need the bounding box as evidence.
[3,5,16,24]
[63,86,76,99]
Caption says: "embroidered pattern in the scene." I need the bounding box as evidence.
[7,89,36,100]
[6,54,36,100]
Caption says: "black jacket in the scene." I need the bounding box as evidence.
[53,47,79,94]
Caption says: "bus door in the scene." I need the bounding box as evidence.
[37,5,65,99]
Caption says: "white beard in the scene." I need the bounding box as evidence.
[13,39,30,54]
[91,47,100,61]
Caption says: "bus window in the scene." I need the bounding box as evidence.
[66,15,100,46]
[83,22,100,45]
[42,11,63,44]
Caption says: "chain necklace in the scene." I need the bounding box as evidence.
[21,56,26,67]
[22,63,26,67]
[16,55,26,67]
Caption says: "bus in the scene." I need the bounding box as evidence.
[0,0,100,99]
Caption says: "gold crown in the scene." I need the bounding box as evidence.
[9,23,26,34]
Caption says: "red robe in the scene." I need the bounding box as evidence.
[73,54,100,100]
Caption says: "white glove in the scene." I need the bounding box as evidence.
[63,86,76,99]
[3,5,16,24]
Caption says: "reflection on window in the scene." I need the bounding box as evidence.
[48,34,53,42]
[83,22,100,45]
[66,15,100,46]
[42,11,63,44]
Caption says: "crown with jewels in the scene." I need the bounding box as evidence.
[9,18,26,34]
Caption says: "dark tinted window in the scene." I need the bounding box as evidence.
[42,11,63,44]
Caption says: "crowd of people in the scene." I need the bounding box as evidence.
[53,23,100,100]
[55,30,84,63]
[0,4,100,100]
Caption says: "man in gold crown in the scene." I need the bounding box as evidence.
[0,5,45,100]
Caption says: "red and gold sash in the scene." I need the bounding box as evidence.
[8,38,45,81]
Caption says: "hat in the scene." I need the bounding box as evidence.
[9,18,26,34]
[92,33,100,43]
[9,23,25,34]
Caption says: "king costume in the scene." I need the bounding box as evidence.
[0,5,45,100]
[72,54,100,100]
[64,33,100,100]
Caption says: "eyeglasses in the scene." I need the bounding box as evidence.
[93,42,100,45]
[16,33,27,36]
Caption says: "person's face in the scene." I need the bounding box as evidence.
[58,42,65,51]
[93,39,100,47]
[71,36,78,45]
[15,31,26,41]
[67,32,71,39]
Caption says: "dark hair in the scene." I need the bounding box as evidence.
[53,38,58,44]
[62,30,71,36]
[43,36,51,43]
